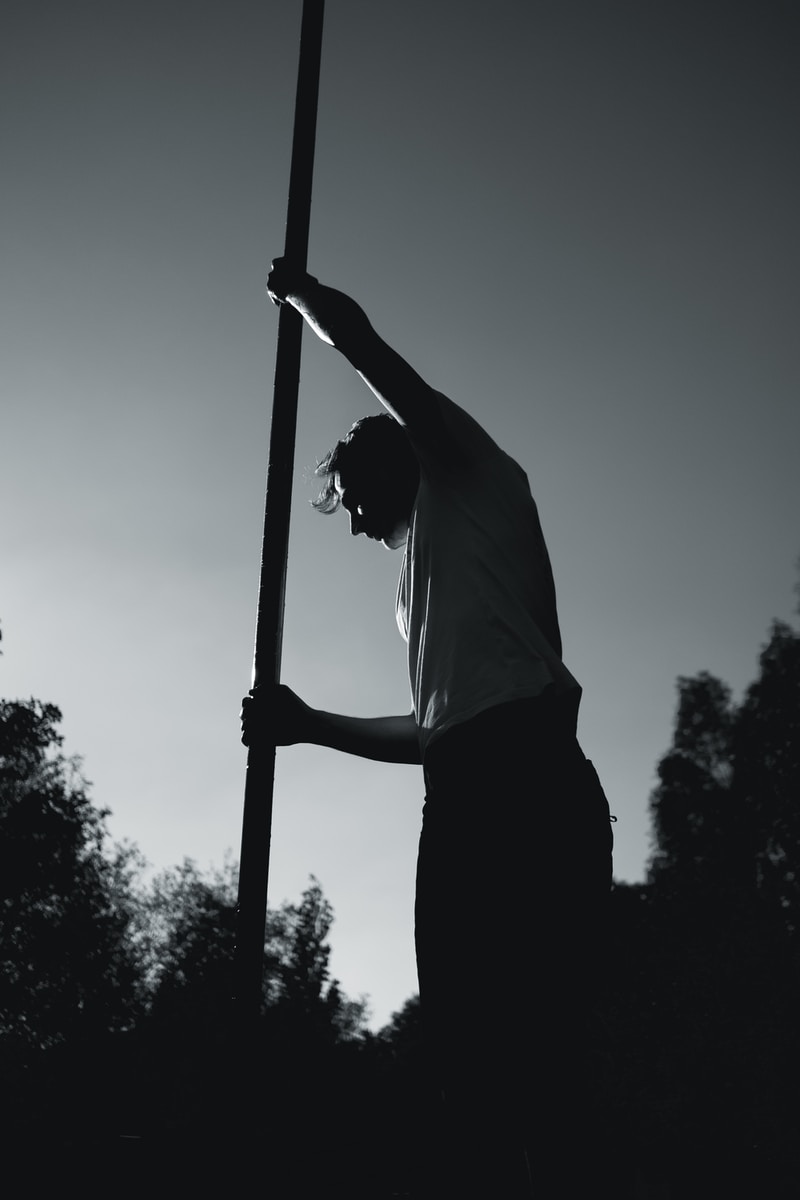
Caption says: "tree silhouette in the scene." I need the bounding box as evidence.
[733,619,800,927]
[0,699,142,1050]
[648,617,800,919]
[136,862,369,1043]
[264,875,369,1042]
[0,690,378,1186]
[604,611,800,1195]
[135,857,239,1028]
[6,598,796,1194]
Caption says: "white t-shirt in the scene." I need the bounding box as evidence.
[396,394,581,755]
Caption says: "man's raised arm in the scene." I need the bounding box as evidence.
[266,258,446,443]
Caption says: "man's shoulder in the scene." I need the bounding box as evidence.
[411,393,504,472]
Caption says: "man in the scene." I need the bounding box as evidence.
[241,259,614,1196]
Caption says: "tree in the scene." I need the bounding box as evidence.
[265,875,368,1041]
[618,612,800,1191]
[733,619,800,928]
[0,685,379,1185]
[647,671,737,895]
[0,699,142,1049]
[0,694,370,1055]
[137,864,369,1043]
[376,993,422,1063]
[134,856,240,1031]
[648,618,800,926]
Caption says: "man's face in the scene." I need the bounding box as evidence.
[334,472,410,550]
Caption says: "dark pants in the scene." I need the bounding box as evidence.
[414,696,614,1197]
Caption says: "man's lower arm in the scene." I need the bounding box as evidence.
[310,709,421,765]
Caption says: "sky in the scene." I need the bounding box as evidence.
[2,0,798,1032]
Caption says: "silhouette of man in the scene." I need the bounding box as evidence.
[241,258,614,1197]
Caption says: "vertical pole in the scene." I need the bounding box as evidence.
[233,0,325,1021]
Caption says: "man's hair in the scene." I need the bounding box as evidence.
[312,413,419,514]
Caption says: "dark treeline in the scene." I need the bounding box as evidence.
[1,607,799,1197]
[603,612,800,1198]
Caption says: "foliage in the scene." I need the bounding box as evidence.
[131,856,239,1028]
[132,860,370,1043]
[605,614,800,1192]
[734,619,800,922]
[0,692,371,1047]
[0,699,143,1049]
[264,874,370,1039]
[2,600,798,1191]
[0,691,375,1181]
[648,619,800,927]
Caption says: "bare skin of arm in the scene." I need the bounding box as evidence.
[241,686,421,766]
[301,709,421,764]
[266,258,447,446]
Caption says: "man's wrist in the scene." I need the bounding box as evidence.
[287,272,320,305]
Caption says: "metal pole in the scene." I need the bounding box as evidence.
[233,0,325,1021]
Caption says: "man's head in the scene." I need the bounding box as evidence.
[313,413,419,549]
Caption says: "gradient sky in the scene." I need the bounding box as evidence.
[3,0,798,1031]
